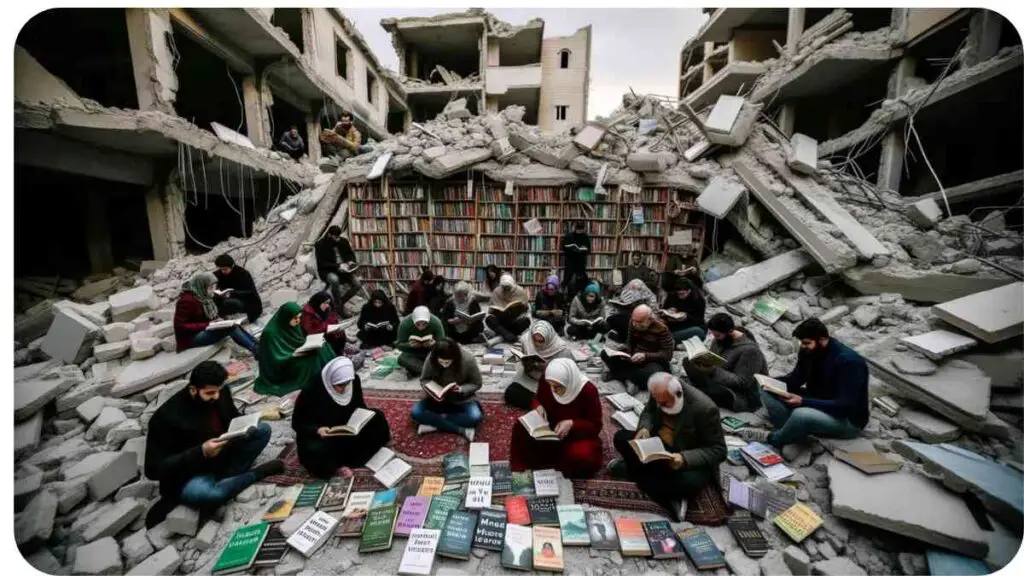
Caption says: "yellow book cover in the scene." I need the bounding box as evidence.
[418,477,445,497]
[772,503,822,543]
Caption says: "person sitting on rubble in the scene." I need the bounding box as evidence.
[277,125,305,161]
[291,357,390,479]
[314,225,361,314]
[621,252,657,293]
[601,304,675,395]
[396,306,446,377]
[356,289,400,349]
[510,358,604,479]
[561,220,592,301]
[329,111,371,158]
[403,268,437,316]
[504,320,574,410]
[605,279,659,343]
[660,278,707,343]
[144,361,284,527]
[300,291,348,357]
[742,318,869,449]
[253,302,336,396]
[485,274,531,344]
[684,313,766,412]
[212,254,263,324]
[427,275,449,317]
[412,337,483,440]
[174,272,258,354]
[661,252,704,295]
[441,281,485,345]
[533,274,567,334]
[608,372,726,522]
[566,282,609,341]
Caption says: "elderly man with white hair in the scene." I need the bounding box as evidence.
[600,304,675,395]
[608,372,726,521]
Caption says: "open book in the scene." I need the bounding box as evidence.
[659,309,687,322]
[508,348,543,363]
[523,218,543,236]
[218,413,262,441]
[602,347,632,360]
[424,381,459,402]
[629,437,674,463]
[294,333,326,356]
[574,317,604,327]
[612,411,639,432]
[374,458,413,489]
[364,321,393,331]
[340,263,360,274]
[322,408,376,436]
[682,337,725,368]
[207,318,244,331]
[408,335,435,347]
[326,324,345,335]
[213,288,234,297]
[564,243,589,251]
[489,301,528,315]
[518,409,560,441]
[455,309,487,323]
[754,375,789,397]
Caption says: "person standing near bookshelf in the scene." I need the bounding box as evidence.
[660,278,707,343]
[356,289,400,349]
[533,275,567,334]
[315,225,361,314]
[605,279,659,343]
[412,337,483,440]
[561,221,591,300]
[685,313,767,412]
[396,306,445,377]
[608,373,726,521]
[403,269,437,316]
[212,254,263,323]
[510,358,604,479]
[441,281,484,344]
[174,272,258,354]
[504,320,574,410]
[254,302,336,396]
[484,274,531,343]
[601,304,675,395]
[300,292,348,357]
[566,282,609,340]
[291,357,391,478]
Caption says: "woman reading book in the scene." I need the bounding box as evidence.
[403,268,437,316]
[533,274,567,334]
[660,278,707,343]
[509,358,603,479]
[291,357,391,478]
[440,281,485,344]
[300,292,348,356]
[356,289,400,349]
[504,320,574,410]
[605,279,659,343]
[254,302,335,396]
[411,337,483,440]
[396,306,446,377]
[484,274,531,343]
[174,272,258,354]
[566,282,609,340]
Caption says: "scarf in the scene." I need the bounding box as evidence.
[661,377,685,415]
[545,357,587,405]
[321,357,355,406]
[493,274,527,308]
[523,320,566,359]
[308,291,333,320]
[254,301,335,396]
[620,279,658,309]
[545,274,560,290]
[411,305,431,325]
[361,289,396,323]
[182,272,219,320]
[580,282,602,312]
[452,281,473,313]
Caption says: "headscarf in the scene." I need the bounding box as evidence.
[452,281,473,313]
[581,282,602,312]
[361,289,396,323]
[500,274,515,289]
[522,320,567,359]
[493,274,527,309]
[182,272,219,320]
[411,306,431,325]
[308,291,333,320]
[254,302,336,396]
[545,358,587,405]
[545,274,560,291]
[321,357,355,406]
[620,279,658,310]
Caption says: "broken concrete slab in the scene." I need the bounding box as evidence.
[111,343,221,397]
[906,198,944,229]
[63,450,139,501]
[817,305,850,325]
[827,458,990,558]
[81,497,146,542]
[121,436,146,473]
[572,122,607,151]
[126,545,181,576]
[86,406,127,441]
[15,410,43,459]
[105,419,143,448]
[696,175,746,219]
[812,557,866,576]
[121,528,155,568]
[27,437,95,471]
[419,147,493,179]
[705,95,744,134]
[42,307,99,364]
[109,285,158,322]
[983,515,1022,571]
[932,282,1024,344]
[73,536,123,575]
[115,479,157,501]
[783,545,811,575]
[76,396,107,424]
[24,549,62,574]
[705,97,761,147]
[842,266,1014,303]
[94,340,132,362]
[890,353,937,376]
[15,489,58,547]
[900,408,961,443]
[901,330,978,361]
[787,133,818,174]
[269,289,299,310]
[15,300,56,347]
[625,152,668,173]
[166,505,200,537]
[129,336,162,361]
[15,468,44,510]
[194,519,222,551]
[15,374,79,422]
[706,250,815,304]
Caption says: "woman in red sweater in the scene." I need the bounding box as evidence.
[173,273,258,353]
[509,358,604,479]
[300,292,347,356]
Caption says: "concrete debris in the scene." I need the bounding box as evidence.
[15,373,80,422]
[94,340,132,362]
[705,96,761,147]
[81,497,145,542]
[42,307,99,364]
[62,450,138,501]
[126,545,181,576]
[166,505,200,537]
[111,343,222,397]
[15,489,58,546]
[812,557,867,576]
[787,133,818,174]
[194,520,221,551]
[73,536,123,575]
[906,198,944,229]
[901,330,977,361]
[707,250,814,304]
[572,122,607,151]
[889,353,936,376]
[932,282,1024,344]
[86,407,127,441]
[697,175,746,219]
[899,408,961,444]
[15,410,43,459]
[121,528,155,567]
[108,286,158,322]
[129,336,162,361]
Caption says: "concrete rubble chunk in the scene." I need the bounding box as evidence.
[818,305,850,324]
[697,175,746,219]
[705,97,760,147]
[625,152,668,173]
[25,549,62,574]
[42,307,99,364]
[94,340,132,362]
[115,479,157,501]
[121,528,155,567]
[27,437,95,470]
[270,289,299,310]
[890,354,937,376]
[932,282,1024,344]
[572,122,606,151]
[707,250,814,304]
[15,489,58,546]
[148,321,174,339]
[900,408,961,443]
[73,537,123,575]
[760,549,794,575]
[725,548,761,576]
[425,147,493,177]
[86,406,127,441]
[57,377,116,413]
[14,410,43,459]
[812,557,867,576]
[705,95,745,134]
[145,521,173,550]
[166,505,200,537]
[63,450,139,501]
[901,234,946,264]
[906,198,944,229]
[851,305,879,328]
[76,396,107,424]
[787,133,818,174]
[784,545,812,575]
[101,322,133,343]
[15,468,44,510]
[125,545,181,576]
[120,436,147,473]
[109,285,158,322]
[194,520,221,551]
[82,497,146,542]
[901,330,977,361]
[105,418,142,448]
[130,315,153,334]
[111,343,221,397]
[15,374,79,422]
[129,336,162,361]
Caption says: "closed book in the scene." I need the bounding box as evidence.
[526,496,559,527]
[359,503,398,553]
[643,520,684,559]
[338,491,375,537]
[501,523,534,571]
[615,518,652,557]
[532,469,559,497]
[437,510,479,560]
[469,442,490,467]
[251,526,288,568]
[317,477,353,512]
[465,477,493,509]
[423,493,462,530]
[834,450,901,474]
[370,488,397,510]
[293,482,327,509]
[394,496,431,538]
[396,477,422,506]
[286,510,339,557]
[506,496,531,526]
[677,527,726,570]
[418,477,445,497]
[742,442,783,466]
[721,416,747,432]
[773,503,823,543]
[490,461,513,496]
[366,447,396,473]
[532,525,565,572]
[556,505,589,546]
[727,512,768,558]
[397,528,441,576]
[473,508,507,552]
[585,511,619,551]
[262,486,302,523]
[443,453,470,483]
[212,522,271,574]
[512,471,535,496]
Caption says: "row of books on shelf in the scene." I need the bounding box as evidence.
[516,254,560,269]
[352,204,388,218]
[433,253,476,267]
[431,219,475,234]
[354,253,390,266]
[392,203,429,217]
[626,205,667,220]
[392,218,432,233]
[480,220,515,234]
[431,204,477,218]
[353,237,397,250]
[479,205,515,219]
[518,237,562,251]
[433,235,476,251]
[519,205,562,219]
[350,219,389,233]
[626,223,666,236]
[619,237,666,252]
[480,254,515,268]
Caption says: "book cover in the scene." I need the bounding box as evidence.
[727,512,768,558]
[317,477,353,512]
[394,496,431,538]
[773,503,823,543]
[358,503,398,553]
[443,453,470,483]
[585,511,619,551]
[437,510,479,560]
[286,510,339,557]
[472,508,507,552]
[469,442,490,467]
[834,450,901,474]
[533,469,559,497]
[556,505,589,546]
[491,461,513,496]
[677,527,726,570]
[512,471,535,496]
[423,492,462,530]
[643,520,684,559]
[742,442,783,466]
[721,416,747,432]
[338,491,375,537]
[506,495,531,526]
[465,477,493,510]
[397,528,441,576]
[212,522,271,574]
[374,459,413,489]
[371,488,397,509]
[526,496,559,527]
[501,523,534,571]
[470,464,491,478]
[396,477,422,505]
[615,518,652,557]
[252,526,288,568]
[417,476,445,497]
[293,482,326,509]
[262,486,302,523]
[532,525,565,572]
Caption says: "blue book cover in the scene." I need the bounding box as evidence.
[371,488,397,509]
[678,527,726,569]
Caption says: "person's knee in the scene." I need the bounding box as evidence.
[410,401,427,422]
[465,403,483,426]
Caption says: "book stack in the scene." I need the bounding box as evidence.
[741,442,794,481]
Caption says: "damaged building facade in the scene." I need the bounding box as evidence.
[382,8,591,130]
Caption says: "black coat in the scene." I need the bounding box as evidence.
[561,232,591,273]
[314,236,357,281]
[214,266,262,315]
[291,374,367,441]
[662,291,706,331]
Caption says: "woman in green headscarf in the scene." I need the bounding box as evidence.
[254,302,335,396]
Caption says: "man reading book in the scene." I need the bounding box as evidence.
[600,305,675,395]
[396,306,445,377]
[315,225,361,312]
[145,361,283,527]
[660,278,706,343]
[412,338,483,441]
[484,274,531,343]
[742,318,868,449]
[608,373,726,522]
[213,254,264,323]
[684,313,767,412]
[440,281,485,344]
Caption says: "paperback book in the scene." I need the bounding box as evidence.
[397,528,441,576]
[501,524,534,571]
[506,495,531,526]
[465,477,493,509]
[643,520,684,559]
[423,493,462,530]
[533,469,560,497]
[490,461,513,496]
[443,453,470,483]
[512,471,535,496]
[518,409,560,441]
[293,482,326,510]
[437,510,479,560]
[629,437,675,463]
[472,508,507,552]
[317,477,353,512]
[374,458,413,489]
[585,511,619,551]
[358,503,398,553]
[527,496,559,526]
[319,408,376,436]
[394,496,431,538]
[371,488,397,509]
[727,512,768,558]
[773,503,823,543]
[676,527,726,570]
[218,413,262,442]
[262,486,302,523]
[365,447,397,473]
[338,491,375,537]
[212,522,271,574]
[251,526,288,569]
[418,476,445,497]
[615,518,652,557]
[532,525,565,572]
[285,510,339,557]
[557,505,589,546]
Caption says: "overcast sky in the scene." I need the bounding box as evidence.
[345,8,707,119]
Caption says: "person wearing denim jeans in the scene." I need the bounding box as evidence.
[758,389,861,448]
[315,225,361,312]
[179,422,272,507]
[660,278,706,345]
[412,338,483,441]
[190,326,258,353]
[174,272,259,354]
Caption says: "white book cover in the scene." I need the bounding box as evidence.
[470,465,491,478]
[533,469,560,497]
[469,443,490,467]
[607,392,641,411]
[465,477,493,509]
[398,528,441,575]
[286,511,339,557]
[293,333,326,356]
[206,318,243,331]
[366,447,396,473]
[612,410,639,432]
[218,413,261,441]
[374,458,413,489]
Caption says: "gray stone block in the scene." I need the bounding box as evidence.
[86,406,127,441]
[73,537,123,575]
[14,410,43,459]
[53,477,89,514]
[115,479,158,501]
[131,315,153,334]
[194,520,221,551]
[111,344,221,397]
[129,336,162,361]
[812,557,867,576]
[761,549,794,576]
[42,308,99,364]
[105,419,142,448]
[121,528,154,567]
[125,545,181,576]
[82,498,145,542]
[76,396,107,424]
[14,467,44,511]
[906,198,943,229]
[109,286,158,322]
[121,436,146,474]
[784,545,812,575]
[102,322,133,343]
[27,437,95,470]
[149,321,174,339]
[15,374,79,422]
[166,505,200,537]
[25,549,62,574]
[94,340,131,362]
[57,376,116,413]
[15,489,58,546]
[63,451,139,501]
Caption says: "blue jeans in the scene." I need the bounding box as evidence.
[411,400,483,434]
[671,326,706,343]
[760,389,860,448]
[179,423,271,508]
[191,327,258,353]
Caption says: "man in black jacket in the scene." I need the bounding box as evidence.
[144,362,282,526]
[213,254,263,323]
[561,221,591,300]
[315,225,361,312]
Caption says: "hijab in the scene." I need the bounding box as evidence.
[361,289,397,324]
[545,358,587,405]
[493,274,527,307]
[545,274,560,291]
[254,301,336,396]
[182,272,219,320]
[620,279,658,309]
[522,320,567,359]
[411,305,431,325]
[321,357,355,406]
[308,291,333,320]
[452,281,473,313]
[580,282,603,312]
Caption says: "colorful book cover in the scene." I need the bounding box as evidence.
[251,526,288,568]
[358,503,398,553]
[212,522,271,574]
[423,492,462,530]
[490,461,514,496]
[396,477,423,505]
[643,520,684,559]
[506,495,531,526]
[472,508,507,552]
[262,486,302,523]
[501,523,534,571]
[317,477,353,512]
[511,471,535,496]
[293,482,326,509]
[531,525,565,572]
[526,496,559,527]
[443,453,470,483]
[773,503,823,543]
[585,511,619,551]
[394,496,431,537]
[677,527,726,570]
[418,476,445,497]
[557,505,589,546]
[615,518,652,557]
[437,510,479,560]
[371,488,398,509]
[338,491,375,537]
[742,442,783,466]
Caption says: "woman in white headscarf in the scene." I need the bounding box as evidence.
[484,274,531,343]
[440,281,485,344]
[291,357,391,478]
[510,358,603,479]
[503,320,574,410]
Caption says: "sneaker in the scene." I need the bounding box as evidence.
[626,382,639,396]
[417,424,438,436]
[462,427,476,442]
[737,428,772,443]
[606,458,629,480]
[252,459,285,479]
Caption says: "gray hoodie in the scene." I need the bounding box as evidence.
[420,347,482,404]
[687,332,767,411]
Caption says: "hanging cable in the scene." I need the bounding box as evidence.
[227,63,245,134]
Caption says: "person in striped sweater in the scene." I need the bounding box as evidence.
[600,304,675,395]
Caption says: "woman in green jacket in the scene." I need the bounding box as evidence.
[254,302,335,396]
[396,306,445,377]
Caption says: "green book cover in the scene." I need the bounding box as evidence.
[437,510,479,560]
[294,482,326,509]
[511,471,535,496]
[491,462,513,496]
[443,453,469,483]
[212,522,271,574]
[557,505,589,546]
[359,504,398,553]
[423,493,462,530]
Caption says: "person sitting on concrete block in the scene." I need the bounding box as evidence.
[174,273,258,354]
[412,338,483,440]
[291,357,390,479]
[144,361,283,527]
[324,111,371,158]
[533,275,567,334]
[254,302,336,396]
[566,282,609,341]
[314,225,361,314]
[504,320,574,410]
[300,292,348,357]
[608,373,726,521]
[605,279,660,343]
[601,305,675,395]
[356,289,400,349]
[743,318,869,448]
[660,278,707,343]
[484,274,531,344]
[276,125,305,161]
[213,254,263,324]
[396,306,445,377]
[440,282,485,345]
[685,313,767,412]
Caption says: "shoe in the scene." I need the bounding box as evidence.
[737,428,772,443]
[252,459,285,479]
[462,427,476,442]
[607,458,629,480]
[626,382,639,396]
[417,424,438,435]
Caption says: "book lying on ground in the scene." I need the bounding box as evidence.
[398,528,441,576]
[418,476,445,497]
[629,437,675,464]
[501,523,534,571]
[465,477,493,509]
[727,512,768,558]
[721,416,747,432]
[474,508,507,552]
[408,335,435,347]
[491,461,513,496]
[612,410,639,431]
[676,527,726,570]
[321,408,376,436]
[338,491,374,537]
[615,518,652,557]
[286,510,339,557]
[366,447,397,473]
[757,480,798,517]
[262,485,301,523]
[532,525,565,572]
[506,495,531,525]
[489,301,528,315]
[727,477,768,518]
[364,321,393,331]
[557,505,589,546]
[443,453,470,483]
[396,478,421,505]
[469,442,489,467]
[586,511,619,551]
[218,413,262,441]
[512,471,535,496]
[602,346,633,360]
[423,493,462,530]
[251,526,288,569]
[293,333,326,356]
[437,510,479,560]
[456,309,487,323]
[293,482,327,509]
[607,392,644,412]
[374,458,414,489]
[212,522,271,574]
[518,409,560,441]
[755,374,789,397]
[834,449,902,474]
[725,435,749,466]
[644,520,684,560]
[773,502,822,543]
[527,496,559,526]
[207,318,244,331]
[741,451,794,482]
[752,297,788,326]
[359,503,399,553]
[371,488,397,509]
[682,336,725,367]
[394,496,431,537]
[482,349,505,365]
[742,442,783,467]
[532,469,560,497]
[277,390,300,416]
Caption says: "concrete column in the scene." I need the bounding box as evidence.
[876,56,917,193]
[145,182,185,261]
[786,8,806,56]
[962,9,1002,67]
[305,113,321,162]
[409,50,419,79]
[84,191,114,273]
[242,76,271,148]
[778,105,796,136]
[124,8,178,114]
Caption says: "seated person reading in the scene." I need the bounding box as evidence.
[660,278,706,343]
[396,306,445,377]
[441,281,485,344]
[566,282,608,340]
[484,274,531,343]
[412,337,483,441]
[356,289,399,349]
[684,313,767,412]
[600,304,674,395]
[254,302,335,396]
[174,273,257,354]
[533,274,567,334]
[213,254,263,323]
[605,279,659,343]
[300,292,347,356]
[504,320,574,410]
